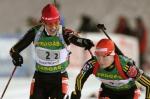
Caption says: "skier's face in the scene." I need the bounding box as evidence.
[44,20,60,36]
[96,54,114,68]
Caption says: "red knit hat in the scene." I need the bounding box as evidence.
[41,4,60,24]
[95,38,115,56]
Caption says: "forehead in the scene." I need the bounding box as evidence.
[45,20,60,25]
[97,55,114,59]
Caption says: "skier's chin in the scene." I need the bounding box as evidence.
[100,64,110,69]
[49,32,57,36]
[48,30,58,36]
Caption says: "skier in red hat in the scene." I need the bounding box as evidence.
[10,4,94,99]
[71,38,150,99]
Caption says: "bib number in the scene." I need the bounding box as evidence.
[35,47,69,66]
[46,51,59,60]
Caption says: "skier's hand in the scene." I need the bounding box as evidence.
[11,52,23,67]
[71,91,81,99]
[83,39,94,50]
[122,59,141,79]
[64,28,79,36]
[64,28,74,34]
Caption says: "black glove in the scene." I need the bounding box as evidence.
[71,91,81,99]
[83,39,94,50]
[11,52,23,67]
[64,28,74,34]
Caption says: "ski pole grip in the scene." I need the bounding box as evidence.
[97,24,106,30]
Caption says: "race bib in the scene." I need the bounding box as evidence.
[99,78,132,87]
[35,47,69,66]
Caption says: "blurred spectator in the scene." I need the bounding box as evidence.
[78,14,99,33]
[114,15,133,36]
[142,61,150,76]
[134,17,148,67]
[54,1,65,27]
[26,16,39,27]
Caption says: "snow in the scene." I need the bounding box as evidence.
[0,69,146,99]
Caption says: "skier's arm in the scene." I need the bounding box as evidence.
[136,73,150,99]
[71,58,96,99]
[10,28,36,66]
[123,60,150,99]
[63,28,94,50]
[10,29,35,53]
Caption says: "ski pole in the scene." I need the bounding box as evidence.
[0,66,17,99]
[97,24,124,56]
[88,50,94,57]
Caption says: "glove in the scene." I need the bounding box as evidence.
[11,52,23,67]
[83,39,94,50]
[71,91,81,99]
[123,60,138,78]
[64,28,79,36]
[64,28,74,34]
